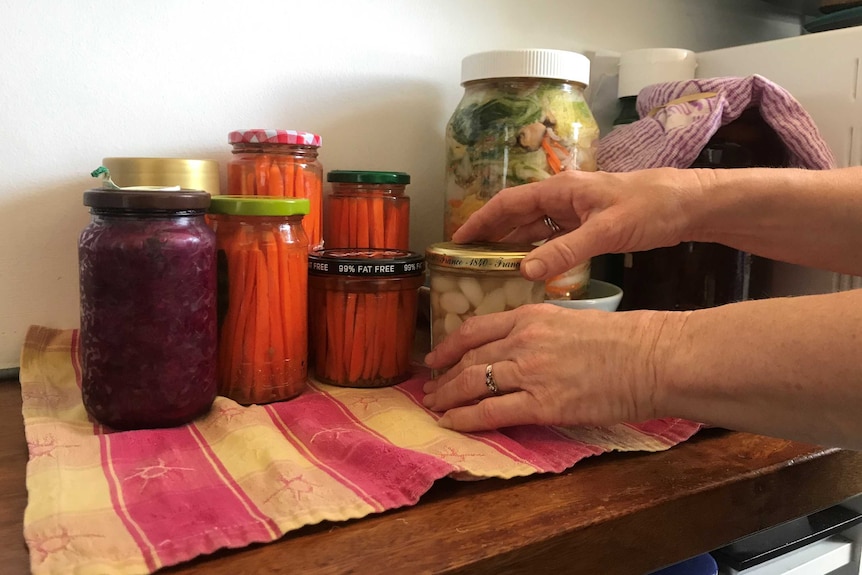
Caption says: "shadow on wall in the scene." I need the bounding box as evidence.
[262,74,448,253]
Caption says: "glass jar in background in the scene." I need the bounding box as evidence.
[444,49,599,299]
[227,129,323,250]
[208,196,310,405]
[324,170,411,250]
[101,157,221,195]
[308,249,425,388]
[78,187,217,430]
[425,242,545,347]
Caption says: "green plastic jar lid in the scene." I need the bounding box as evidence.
[326,170,411,185]
[208,195,310,216]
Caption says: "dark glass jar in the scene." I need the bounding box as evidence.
[325,170,411,250]
[227,129,323,250]
[620,109,788,311]
[78,188,217,429]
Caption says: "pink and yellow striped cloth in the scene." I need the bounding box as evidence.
[20,326,701,574]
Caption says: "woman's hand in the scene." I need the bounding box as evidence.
[422,303,680,432]
[452,168,704,281]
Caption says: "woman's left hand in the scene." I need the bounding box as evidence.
[422,303,675,432]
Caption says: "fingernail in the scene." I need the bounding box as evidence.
[437,414,453,429]
[424,351,437,365]
[422,393,436,408]
[523,258,547,279]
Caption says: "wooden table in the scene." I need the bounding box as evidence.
[3,379,862,574]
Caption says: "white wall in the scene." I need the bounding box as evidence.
[0,0,800,369]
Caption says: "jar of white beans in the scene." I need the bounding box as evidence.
[425,242,545,346]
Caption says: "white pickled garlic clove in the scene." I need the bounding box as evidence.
[503,278,532,308]
[431,275,457,294]
[443,312,463,335]
[457,277,484,308]
[474,287,506,315]
[440,291,470,315]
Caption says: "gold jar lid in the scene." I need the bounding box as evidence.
[102,157,221,196]
[425,242,535,271]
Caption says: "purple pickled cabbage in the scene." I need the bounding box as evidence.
[78,213,217,429]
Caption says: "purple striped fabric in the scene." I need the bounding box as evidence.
[597,75,835,172]
[21,326,703,574]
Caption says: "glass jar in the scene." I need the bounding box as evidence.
[308,249,425,388]
[102,157,221,195]
[227,129,323,250]
[324,170,411,250]
[208,196,310,404]
[425,242,545,347]
[78,187,217,430]
[444,49,599,299]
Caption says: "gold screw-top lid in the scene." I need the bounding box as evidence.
[101,157,221,196]
[425,242,535,271]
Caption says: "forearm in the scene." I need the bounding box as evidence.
[654,290,862,449]
[684,167,862,275]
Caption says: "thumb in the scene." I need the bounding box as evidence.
[521,219,609,280]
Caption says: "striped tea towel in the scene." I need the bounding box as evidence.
[597,74,835,171]
[20,325,701,574]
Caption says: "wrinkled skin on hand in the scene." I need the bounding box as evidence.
[452,168,703,281]
[422,303,673,432]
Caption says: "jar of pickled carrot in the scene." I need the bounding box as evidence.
[425,242,545,347]
[79,187,217,430]
[324,170,411,250]
[208,196,310,405]
[308,249,425,388]
[227,129,323,250]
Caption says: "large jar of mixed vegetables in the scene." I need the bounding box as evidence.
[445,49,599,299]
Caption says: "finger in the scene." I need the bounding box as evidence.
[424,358,515,410]
[423,336,508,395]
[520,217,613,281]
[498,216,574,245]
[451,181,552,243]
[424,310,518,370]
[437,391,544,432]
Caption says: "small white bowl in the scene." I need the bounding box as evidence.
[545,279,623,312]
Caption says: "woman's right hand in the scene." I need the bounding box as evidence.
[452,167,707,281]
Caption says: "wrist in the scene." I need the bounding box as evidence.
[644,309,693,420]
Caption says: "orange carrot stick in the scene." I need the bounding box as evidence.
[255,155,271,195]
[282,159,295,197]
[357,200,370,248]
[326,289,342,383]
[252,246,271,398]
[245,172,256,196]
[227,166,242,196]
[264,231,284,390]
[379,290,398,379]
[361,292,377,381]
[269,163,285,197]
[372,197,384,248]
[348,292,366,383]
[342,292,357,381]
[541,136,562,175]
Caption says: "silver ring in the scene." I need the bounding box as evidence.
[543,215,562,235]
[485,364,500,395]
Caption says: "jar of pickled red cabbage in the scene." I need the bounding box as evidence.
[78,188,217,430]
[425,242,545,346]
[444,49,599,299]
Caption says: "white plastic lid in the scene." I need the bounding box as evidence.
[461,49,591,86]
[618,48,697,98]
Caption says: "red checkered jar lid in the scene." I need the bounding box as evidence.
[228,129,322,147]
